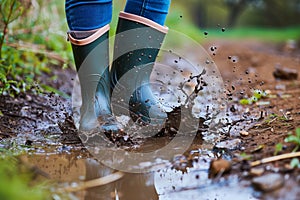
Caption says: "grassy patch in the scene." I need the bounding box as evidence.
[0,157,50,200]
[0,0,72,96]
[285,127,300,152]
[0,141,50,200]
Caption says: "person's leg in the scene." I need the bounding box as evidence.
[66,0,122,132]
[66,0,112,31]
[111,0,171,125]
[124,0,170,25]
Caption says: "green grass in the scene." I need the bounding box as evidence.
[204,26,300,42]
[0,147,50,200]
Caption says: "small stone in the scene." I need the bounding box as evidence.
[250,167,264,176]
[215,138,241,150]
[209,159,231,178]
[275,84,286,90]
[240,130,249,136]
[256,101,270,106]
[273,65,298,80]
[25,95,32,101]
[252,173,284,192]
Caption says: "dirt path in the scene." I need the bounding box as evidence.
[204,40,300,199]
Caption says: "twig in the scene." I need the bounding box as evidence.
[59,172,124,193]
[251,152,300,167]
[0,0,22,59]
[259,127,272,132]
[267,117,277,125]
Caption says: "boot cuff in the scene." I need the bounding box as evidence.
[119,11,168,34]
[68,24,110,46]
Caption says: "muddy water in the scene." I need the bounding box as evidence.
[22,138,257,200]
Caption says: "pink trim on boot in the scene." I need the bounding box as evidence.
[119,11,168,34]
[68,24,110,46]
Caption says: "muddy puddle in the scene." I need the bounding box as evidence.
[19,134,259,200]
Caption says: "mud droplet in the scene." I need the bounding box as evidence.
[174,60,178,63]
[230,105,236,112]
[245,70,249,74]
[228,56,232,60]
[222,28,225,32]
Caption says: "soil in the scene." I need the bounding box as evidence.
[0,39,300,199]
[203,39,300,199]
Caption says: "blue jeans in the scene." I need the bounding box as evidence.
[65,0,171,31]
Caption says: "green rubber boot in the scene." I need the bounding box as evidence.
[111,12,168,125]
[68,25,122,132]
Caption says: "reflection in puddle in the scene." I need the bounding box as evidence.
[23,140,257,200]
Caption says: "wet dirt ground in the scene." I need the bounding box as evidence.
[0,39,300,200]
